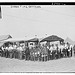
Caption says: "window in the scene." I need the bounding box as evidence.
[30,43,33,45]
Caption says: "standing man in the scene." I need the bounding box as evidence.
[5,46,9,58]
[25,47,30,60]
[49,45,53,60]
[70,45,73,57]
[0,47,2,57]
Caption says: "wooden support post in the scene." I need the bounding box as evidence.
[72,47,74,57]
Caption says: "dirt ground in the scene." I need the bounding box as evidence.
[0,57,75,72]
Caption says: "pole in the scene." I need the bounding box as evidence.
[0,6,2,19]
[72,46,74,57]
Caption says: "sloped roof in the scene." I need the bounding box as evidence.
[64,37,75,45]
[4,37,28,42]
[0,35,12,41]
[40,35,64,42]
[26,38,39,42]
[4,37,36,43]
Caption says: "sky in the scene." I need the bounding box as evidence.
[0,5,75,41]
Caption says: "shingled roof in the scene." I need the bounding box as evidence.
[26,38,39,42]
[40,35,64,42]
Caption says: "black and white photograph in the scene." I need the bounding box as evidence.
[0,2,75,73]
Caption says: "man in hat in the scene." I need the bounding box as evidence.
[58,44,64,58]
[8,44,13,58]
[49,45,54,60]
[25,47,30,60]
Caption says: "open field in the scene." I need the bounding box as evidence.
[0,57,75,72]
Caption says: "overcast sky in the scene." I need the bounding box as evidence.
[0,5,75,41]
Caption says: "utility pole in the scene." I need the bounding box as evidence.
[0,5,2,19]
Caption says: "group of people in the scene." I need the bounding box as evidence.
[0,41,73,62]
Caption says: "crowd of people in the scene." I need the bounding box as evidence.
[0,41,73,62]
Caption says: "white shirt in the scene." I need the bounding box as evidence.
[70,45,73,48]
[17,47,23,51]
[13,45,17,49]
[47,46,49,49]
[58,45,64,51]
[2,47,4,50]
[65,44,68,49]
[50,46,53,51]
[2,47,5,51]
[54,46,57,50]
[9,46,13,50]
[70,45,73,50]
[37,51,40,54]
[5,47,9,50]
